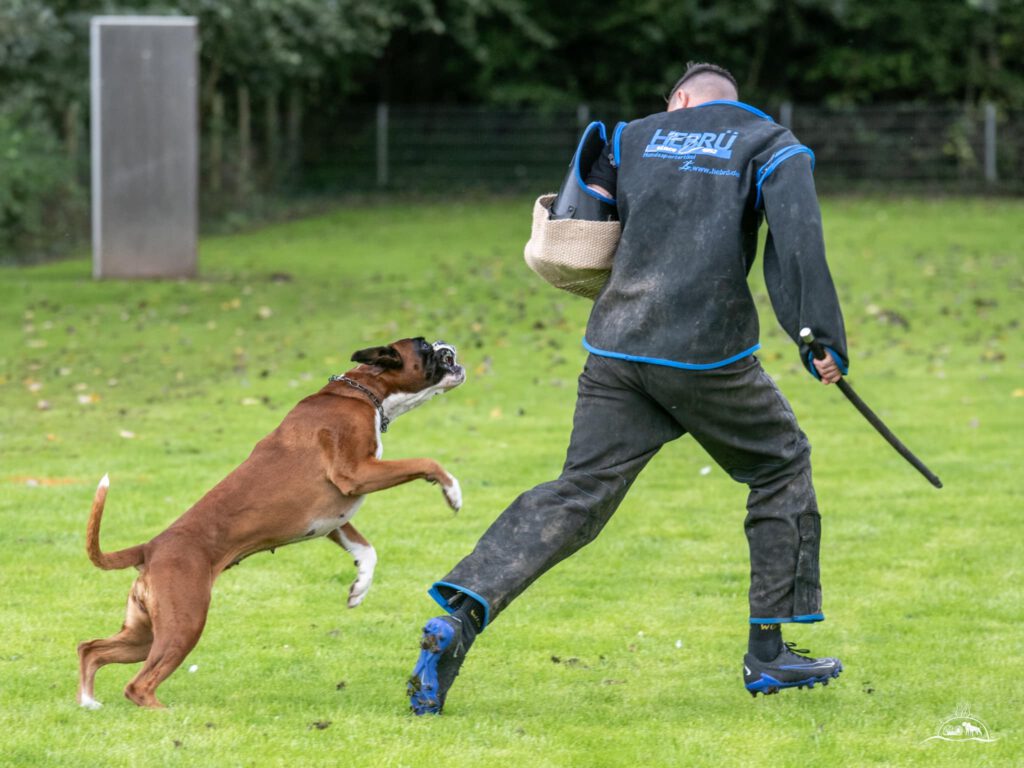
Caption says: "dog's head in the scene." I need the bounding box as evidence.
[350,337,465,419]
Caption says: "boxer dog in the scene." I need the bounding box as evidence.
[77,338,465,709]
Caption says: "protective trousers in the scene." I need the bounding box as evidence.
[430,353,824,629]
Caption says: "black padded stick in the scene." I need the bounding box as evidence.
[800,328,942,489]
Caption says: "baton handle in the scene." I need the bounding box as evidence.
[799,327,943,489]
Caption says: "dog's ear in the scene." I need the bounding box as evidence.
[351,345,403,370]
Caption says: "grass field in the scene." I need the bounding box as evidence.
[1,196,1021,767]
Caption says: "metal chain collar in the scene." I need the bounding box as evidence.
[328,375,390,433]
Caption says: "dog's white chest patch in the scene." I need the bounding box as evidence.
[375,412,384,459]
[382,386,447,422]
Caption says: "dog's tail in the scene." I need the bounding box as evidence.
[86,474,144,570]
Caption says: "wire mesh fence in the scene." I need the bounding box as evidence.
[13,98,1021,262]
[297,104,593,195]
[277,101,1022,200]
[788,104,994,188]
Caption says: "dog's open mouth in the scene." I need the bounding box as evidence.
[432,341,465,383]
[436,345,456,370]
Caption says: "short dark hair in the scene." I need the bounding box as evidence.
[666,61,739,101]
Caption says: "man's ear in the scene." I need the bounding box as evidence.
[667,88,689,111]
[351,345,403,369]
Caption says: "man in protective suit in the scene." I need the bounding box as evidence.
[407,62,849,714]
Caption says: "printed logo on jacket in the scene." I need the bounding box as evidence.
[643,128,741,178]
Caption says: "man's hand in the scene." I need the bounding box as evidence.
[813,351,842,385]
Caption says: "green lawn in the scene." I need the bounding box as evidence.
[0,196,1021,767]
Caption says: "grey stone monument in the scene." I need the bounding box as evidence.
[91,16,198,279]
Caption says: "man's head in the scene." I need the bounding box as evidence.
[666,62,738,111]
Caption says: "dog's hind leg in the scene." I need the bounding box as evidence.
[77,579,153,709]
[123,561,212,708]
[328,523,378,608]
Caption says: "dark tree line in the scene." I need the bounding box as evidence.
[2,0,1022,259]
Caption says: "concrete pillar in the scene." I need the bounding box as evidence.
[91,16,198,279]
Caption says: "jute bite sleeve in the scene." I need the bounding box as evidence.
[523,194,620,300]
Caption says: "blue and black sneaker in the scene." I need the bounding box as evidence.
[744,642,842,697]
[408,616,475,715]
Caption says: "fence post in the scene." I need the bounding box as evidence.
[984,102,997,184]
[779,101,793,128]
[577,103,590,132]
[237,83,251,199]
[377,102,389,188]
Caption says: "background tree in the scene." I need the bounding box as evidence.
[2,0,1023,261]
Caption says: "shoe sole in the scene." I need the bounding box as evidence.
[746,661,843,697]
[408,617,456,715]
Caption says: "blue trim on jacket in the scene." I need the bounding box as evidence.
[612,121,627,167]
[696,100,774,121]
[583,338,761,371]
[805,346,849,380]
[755,144,815,209]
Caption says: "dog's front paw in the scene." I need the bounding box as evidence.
[442,476,462,512]
[347,580,371,609]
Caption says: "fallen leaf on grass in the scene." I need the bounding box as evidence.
[1013,389,1024,398]
[550,656,587,668]
[120,430,136,439]
[12,476,78,486]
[309,721,331,731]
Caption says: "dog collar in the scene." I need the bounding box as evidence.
[328,375,390,433]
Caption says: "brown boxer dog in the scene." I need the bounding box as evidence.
[77,337,465,709]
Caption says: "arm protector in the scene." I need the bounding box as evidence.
[549,121,618,222]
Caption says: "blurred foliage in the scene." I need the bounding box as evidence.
[0,89,86,260]
[1,0,1023,261]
